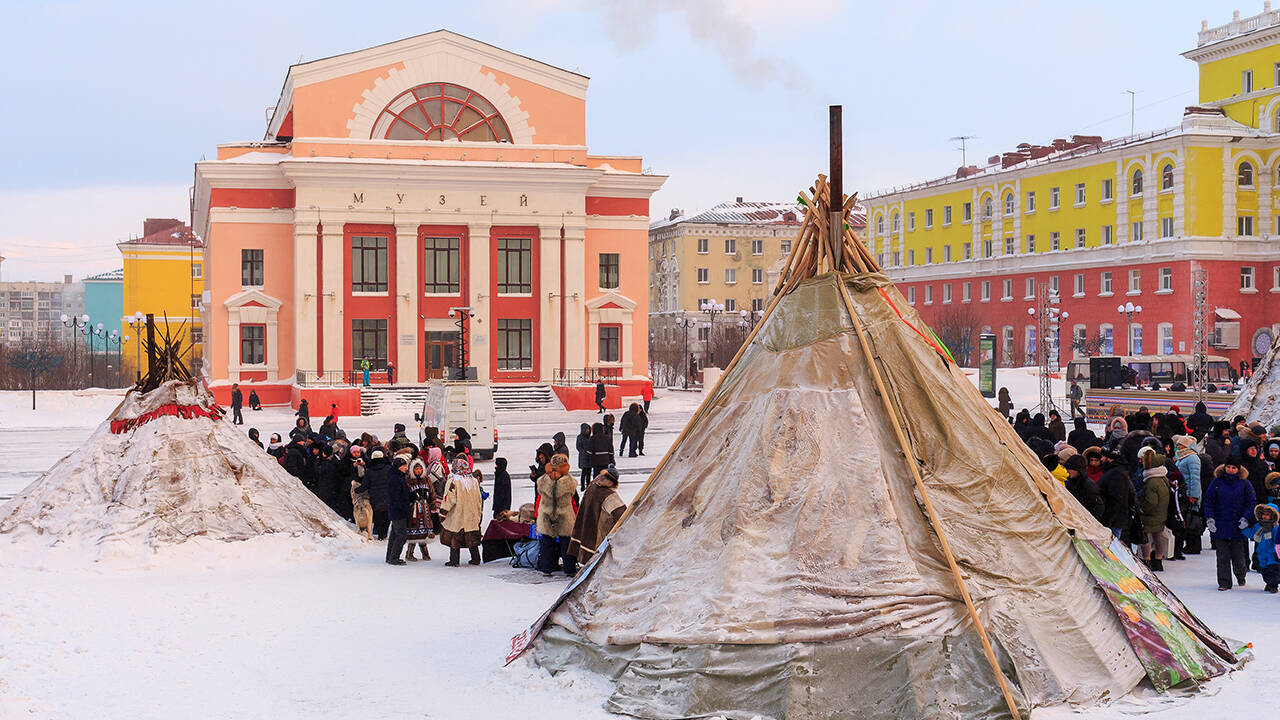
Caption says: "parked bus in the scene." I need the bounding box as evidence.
[1064,355,1238,422]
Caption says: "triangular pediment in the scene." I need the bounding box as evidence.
[224,288,282,310]
[586,292,636,312]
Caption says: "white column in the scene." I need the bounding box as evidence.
[563,225,586,368]
[538,223,562,382]
[1142,156,1158,242]
[294,222,318,374]
[1116,159,1129,243]
[395,221,418,383]
[467,222,491,383]
[1259,158,1273,237]
[1173,150,1188,238]
[321,219,344,377]
[227,306,241,384]
[1223,148,1238,238]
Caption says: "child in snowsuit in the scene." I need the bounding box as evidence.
[1243,503,1280,593]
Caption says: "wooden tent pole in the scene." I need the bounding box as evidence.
[834,277,1024,720]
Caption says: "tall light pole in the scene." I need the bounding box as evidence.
[87,322,107,388]
[699,299,725,367]
[60,313,89,384]
[128,311,146,382]
[1118,301,1143,355]
[678,315,695,389]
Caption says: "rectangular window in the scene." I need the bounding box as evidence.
[1101,326,1114,355]
[1131,325,1143,355]
[725,298,737,311]
[962,202,972,222]
[190,293,201,310]
[1132,220,1144,242]
[907,286,916,304]
[1049,187,1060,209]
[1005,237,1015,255]
[752,298,765,312]
[1242,266,1256,290]
[1049,275,1060,295]
[697,238,709,254]
[962,242,972,260]
[1101,271,1113,295]
[697,268,709,284]
[925,208,934,228]
[423,236,461,294]
[892,251,902,266]
[1244,69,1254,94]
[1159,267,1173,291]
[239,324,265,365]
[943,206,952,225]
[1238,215,1255,236]
[926,247,934,264]
[780,239,791,254]
[191,326,203,344]
[1074,183,1085,205]
[983,239,993,258]
[908,249,916,265]
[1102,178,1113,201]
[496,318,533,370]
[1129,269,1141,293]
[1160,324,1174,355]
[496,237,532,294]
[981,280,991,301]
[241,249,264,287]
[1160,217,1174,238]
[351,319,387,369]
[751,238,763,255]
[942,284,952,304]
[752,268,764,284]
[1275,62,1280,87]
[1026,191,1036,212]
[962,282,971,302]
[725,268,737,284]
[1274,266,1280,291]
[1075,228,1086,248]
[1026,234,1036,253]
[925,285,934,304]
[1025,277,1036,299]
[1102,225,1114,245]
[944,245,953,262]
[907,212,916,231]
[724,238,737,254]
[599,324,621,363]
[1050,231,1060,251]
[351,235,389,293]
[598,253,620,289]
[191,263,202,279]
[1074,273,1085,296]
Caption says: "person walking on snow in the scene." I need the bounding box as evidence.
[248,388,261,411]
[360,355,372,387]
[595,379,606,413]
[439,455,484,566]
[230,383,244,425]
[1205,458,1257,591]
[1243,503,1280,593]
[385,457,412,565]
[535,453,579,576]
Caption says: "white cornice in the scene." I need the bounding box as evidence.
[209,208,295,224]
[194,161,290,188]
[278,158,603,191]
[291,137,588,152]
[586,215,650,231]
[1184,23,1280,63]
[586,172,667,198]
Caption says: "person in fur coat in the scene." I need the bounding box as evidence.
[568,466,626,564]
[535,453,579,576]
[404,458,438,561]
[439,455,483,566]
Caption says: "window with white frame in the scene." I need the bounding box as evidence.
[982,196,993,220]
[751,238,763,255]
[1128,268,1141,293]
[981,280,990,301]
[1074,273,1085,297]
[1004,193,1015,215]
[1005,236,1015,255]
[876,216,884,235]
[1242,266,1256,290]
[1025,326,1038,364]
[925,208,933,228]
[1025,277,1036,299]
[1275,62,1280,87]
[1074,183,1085,205]
[1239,162,1255,187]
[944,205,952,225]
[1274,266,1280,290]
[908,212,916,231]
[697,237,709,254]
[963,242,972,259]
[1002,326,1014,363]
[983,239,993,258]
[697,267,709,283]
[725,268,737,284]
[925,247,934,264]
[725,298,737,311]
[1048,275,1059,296]
[1050,231,1060,251]
[751,268,764,284]
[891,212,901,233]
[908,286,916,304]
[1132,220,1144,242]
[1026,234,1036,253]
[1131,324,1143,355]
[1027,191,1036,212]
[1160,217,1174,238]
[1239,215,1255,236]
[1159,267,1172,292]
[725,238,737,254]
[908,249,916,265]
[1100,271,1113,295]
[1132,169,1144,196]
[1100,324,1114,354]
[925,285,934,304]
[753,297,765,312]
[1159,323,1174,355]
[1075,228,1086,248]
[963,202,972,222]
[944,245,952,262]
[1161,163,1174,190]
[1049,187,1060,209]
[962,282,971,302]
[1072,325,1087,357]
[943,284,952,303]
[781,239,791,254]
[1102,178,1113,201]
[1102,224,1114,245]
[1244,68,1254,94]
[1002,279,1013,300]
[892,250,901,266]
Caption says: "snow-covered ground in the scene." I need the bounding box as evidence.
[0,374,1269,718]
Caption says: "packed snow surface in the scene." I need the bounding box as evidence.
[0,372,1270,718]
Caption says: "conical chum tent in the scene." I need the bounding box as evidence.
[509,173,1246,719]
[1225,335,1280,427]
[0,320,357,560]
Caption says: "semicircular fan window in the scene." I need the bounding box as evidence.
[371,82,512,142]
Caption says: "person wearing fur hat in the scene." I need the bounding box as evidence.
[1205,458,1257,590]
[535,453,579,576]
[385,457,412,565]
[1242,504,1280,593]
[1083,447,1105,484]
[1104,416,1129,450]
[1067,417,1100,454]
[403,458,437,561]
[568,466,626,565]
[439,454,484,566]
[1237,439,1272,505]
[1098,449,1135,538]
[1063,454,1104,522]
[1265,472,1280,505]
[355,448,393,540]
[1138,450,1172,570]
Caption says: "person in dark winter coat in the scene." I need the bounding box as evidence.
[619,404,642,458]
[1047,410,1067,444]
[1063,454,1105,522]
[247,388,261,410]
[230,383,244,425]
[248,427,263,449]
[313,445,347,512]
[296,398,310,425]
[1205,422,1233,469]
[1138,450,1172,571]
[568,466,626,564]
[1013,409,1031,439]
[356,449,394,540]
[267,433,285,460]
[282,438,313,485]
[574,423,592,490]
[1204,459,1257,590]
[385,457,412,565]
[1238,439,1272,504]
[491,457,512,519]
[633,405,648,456]
[1185,401,1214,439]
[589,422,614,478]
[1023,414,1056,452]
[389,423,411,453]
[318,415,340,441]
[602,413,616,455]
[452,427,472,456]
[1098,450,1135,538]
[530,442,554,485]
[1067,417,1100,453]
[997,387,1014,419]
[595,379,606,413]
[551,431,569,459]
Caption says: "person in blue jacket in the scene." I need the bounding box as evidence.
[1242,503,1280,593]
[1204,457,1257,591]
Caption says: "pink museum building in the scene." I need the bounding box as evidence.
[193,31,664,411]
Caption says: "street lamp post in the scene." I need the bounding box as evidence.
[1117,301,1143,355]
[87,323,107,388]
[128,311,146,381]
[60,313,90,384]
[699,299,725,367]
[103,330,122,387]
[678,316,696,389]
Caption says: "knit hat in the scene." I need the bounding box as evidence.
[1141,451,1167,470]
[1056,446,1078,464]
[1063,454,1087,474]
[1173,434,1196,449]
[370,449,384,459]
[1270,424,1280,437]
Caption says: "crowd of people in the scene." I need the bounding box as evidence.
[1002,390,1280,593]
[242,399,645,575]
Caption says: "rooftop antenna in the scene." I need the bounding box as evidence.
[1126,90,1137,135]
[949,135,977,167]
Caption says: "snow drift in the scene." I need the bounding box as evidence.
[0,380,359,560]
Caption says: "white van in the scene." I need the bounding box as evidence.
[415,381,498,459]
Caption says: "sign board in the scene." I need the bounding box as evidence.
[978,333,996,398]
[398,334,415,345]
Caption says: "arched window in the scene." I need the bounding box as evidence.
[891,212,901,233]
[876,215,885,235]
[1004,193,1015,215]
[1238,161,1255,187]
[1131,169,1144,196]
[982,196,993,219]
[370,82,512,142]
[1161,163,1174,190]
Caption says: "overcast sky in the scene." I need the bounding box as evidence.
[0,0,1233,280]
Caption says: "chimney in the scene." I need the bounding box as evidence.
[64,274,72,284]
[143,218,184,237]
[986,155,1000,165]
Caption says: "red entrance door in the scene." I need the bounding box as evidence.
[425,331,459,379]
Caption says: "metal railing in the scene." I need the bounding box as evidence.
[296,369,354,386]
[552,367,622,385]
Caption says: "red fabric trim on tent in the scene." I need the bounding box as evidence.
[877,287,950,362]
[109,403,225,434]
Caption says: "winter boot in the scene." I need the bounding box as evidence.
[405,544,418,562]
[1149,558,1164,572]
[467,547,482,565]
[1267,585,1279,594]
[421,545,431,561]
[445,547,461,567]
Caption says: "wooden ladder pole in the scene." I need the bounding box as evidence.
[833,277,1024,720]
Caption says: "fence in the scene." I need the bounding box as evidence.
[552,367,622,385]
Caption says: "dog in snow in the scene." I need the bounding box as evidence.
[351,480,374,540]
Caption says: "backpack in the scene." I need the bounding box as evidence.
[510,539,540,569]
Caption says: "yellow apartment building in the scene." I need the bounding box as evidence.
[118,218,204,379]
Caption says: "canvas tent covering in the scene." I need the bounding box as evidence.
[514,177,1245,720]
[1225,335,1280,427]
[0,380,358,558]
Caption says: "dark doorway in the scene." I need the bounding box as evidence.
[425,331,459,379]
